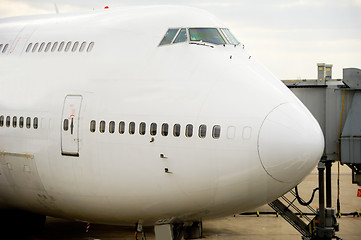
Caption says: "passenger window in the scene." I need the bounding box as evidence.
[100,121,106,133]
[19,117,24,128]
[129,122,135,134]
[199,125,207,138]
[79,41,86,52]
[64,119,69,131]
[12,116,17,128]
[38,42,45,52]
[119,121,125,134]
[174,28,187,43]
[72,41,79,52]
[0,115,3,127]
[45,42,51,52]
[186,124,193,137]
[26,117,31,129]
[2,44,8,53]
[173,124,181,137]
[65,41,72,52]
[90,120,96,132]
[6,116,10,127]
[51,42,58,52]
[26,43,32,52]
[58,41,65,51]
[162,123,169,136]
[159,28,179,46]
[32,43,39,52]
[212,125,221,139]
[139,122,146,135]
[0,44,2,52]
[189,28,226,45]
[33,117,38,129]
[109,121,115,133]
[87,42,94,52]
[150,123,157,136]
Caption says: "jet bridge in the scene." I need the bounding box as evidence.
[283,65,361,186]
[278,64,361,240]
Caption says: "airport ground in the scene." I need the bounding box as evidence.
[23,166,361,240]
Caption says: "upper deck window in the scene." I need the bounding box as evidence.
[220,28,240,45]
[189,28,226,45]
[159,28,179,46]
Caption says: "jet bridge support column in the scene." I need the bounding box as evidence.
[325,161,332,208]
[318,162,325,230]
[315,161,339,240]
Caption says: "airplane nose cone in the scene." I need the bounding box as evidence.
[258,103,324,183]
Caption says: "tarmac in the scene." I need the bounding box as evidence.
[24,165,361,240]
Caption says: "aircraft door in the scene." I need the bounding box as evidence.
[61,95,82,156]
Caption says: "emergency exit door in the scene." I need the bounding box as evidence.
[61,95,82,156]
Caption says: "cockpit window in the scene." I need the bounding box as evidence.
[159,28,179,46]
[220,28,240,45]
[189,28,226,45]
[173,28,187,43]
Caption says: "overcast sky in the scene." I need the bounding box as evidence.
[1,0,360,79]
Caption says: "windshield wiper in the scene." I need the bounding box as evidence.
[189,41,214,48]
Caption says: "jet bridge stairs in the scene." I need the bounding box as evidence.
[268,186,340,240]
[268,189,316,239]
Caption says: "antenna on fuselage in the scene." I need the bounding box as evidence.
[54,3,59,14]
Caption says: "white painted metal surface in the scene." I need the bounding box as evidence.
[0,6,324,226]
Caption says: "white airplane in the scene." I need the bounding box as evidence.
[0,5,324,239]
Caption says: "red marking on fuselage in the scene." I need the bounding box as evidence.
[9,37,21,54]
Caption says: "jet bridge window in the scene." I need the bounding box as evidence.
[189,28,226,45]
[220,28,240,45]
[159,28,179,46]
